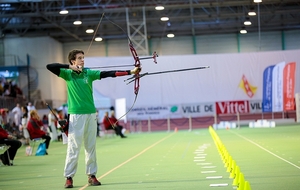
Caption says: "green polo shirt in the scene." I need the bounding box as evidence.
[59,68,100,114]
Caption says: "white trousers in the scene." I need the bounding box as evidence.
[64,113,98,178]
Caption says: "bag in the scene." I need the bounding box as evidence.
[35,142,46,156]
[26,146,32,156]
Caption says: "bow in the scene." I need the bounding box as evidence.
[94,15,158,123]
[114,34,158,122]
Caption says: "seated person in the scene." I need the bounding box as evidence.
[110,111,126,134]
[27,110,51,154]
[102,111,126,138]
[0,126,22,166]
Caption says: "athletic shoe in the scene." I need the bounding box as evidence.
[65,177,73,188]
[88,175,101,186]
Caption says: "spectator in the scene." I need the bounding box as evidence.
[48,110,58,141]
[102,111,126,138]
[110,110,126,135]
[0,126,22,166]
[27,110,51,155]
[19,106,29,145]
[11,103,22,127]
[27,102,36,117]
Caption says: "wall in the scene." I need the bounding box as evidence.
[3,37,66,108]
[1,30,300,109]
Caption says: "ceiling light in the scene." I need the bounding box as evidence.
[253,0,262,3]
[59,9,68,15]
[73,20,82,25]
[155,6,164,10]
[248,11,256,16]
[167,33,175,38]
[86,29,94,34]
[244,18,252,25]
[248,8,256,16]
[240,28,247,34]
[95,37,103,42]
[160,17,169,21]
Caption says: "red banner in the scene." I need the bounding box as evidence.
[216,101,249,114]
[283,62,296,111]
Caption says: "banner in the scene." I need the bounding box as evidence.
[215,101,249,114]
[283,62,296,110]
[272,62,286,112]
[296,93,300,123]
[262,65,275,112]
[180,103,215,117]
[249,100,262,113]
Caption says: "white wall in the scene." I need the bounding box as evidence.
[2,30,300,108]
[4,37,66,108]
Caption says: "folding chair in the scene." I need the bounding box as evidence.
[30,138,45,156]
[104,129,116,138]
[0,144,11,166]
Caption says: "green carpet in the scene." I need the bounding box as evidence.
[0,125,299,190]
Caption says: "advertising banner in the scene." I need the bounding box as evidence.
[283,62,296,111]
[272,62,286,112]
[180,103,215,117]
[262,65,274,112]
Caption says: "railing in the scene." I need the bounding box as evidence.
[123,111,297,133]
[0,95,26,110]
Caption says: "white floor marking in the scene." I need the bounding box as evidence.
[206,176,223,179]
[197,163,212,165]
[202,166,216,168]
[79,133,175,190]
[201,171,216,173]
[210,183,228,187]
[194,156,205,159]
[196,154,207,156]
[231,131,300,170]
[194,159,205,162]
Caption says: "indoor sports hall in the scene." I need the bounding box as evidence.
[0,1,299,190]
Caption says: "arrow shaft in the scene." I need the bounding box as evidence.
[145,66,209,76]
[125,66,209,84]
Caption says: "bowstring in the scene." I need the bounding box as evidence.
[103,15,140,125]
[113,93,138,126]
[86,12,105,55]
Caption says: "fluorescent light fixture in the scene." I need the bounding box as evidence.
[240,29,247,34]
[86,29,94,33]
[248,11,256,16]
[155,6,164,10]
[254,0,262,3]
[244,20,252,25]
[160,17,169,21]
[167,33,175,38]
[59,9,68,14]
[73,20,82,25]
[95,37,103,42]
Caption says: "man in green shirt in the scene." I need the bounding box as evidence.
[47,49,140,188]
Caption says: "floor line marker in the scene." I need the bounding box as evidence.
[201,171,216,173]
[230,131,300,170]
[209,183,228,187]
[206,176,223,179]
[79,133,176,190]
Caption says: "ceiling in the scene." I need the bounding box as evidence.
[0,0,300,43]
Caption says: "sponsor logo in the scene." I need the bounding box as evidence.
[216,101,249,114]
[239,75,257,98]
